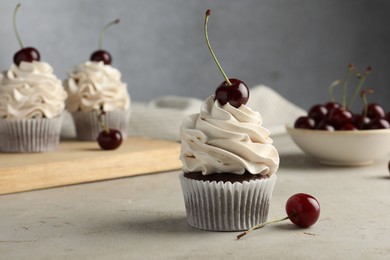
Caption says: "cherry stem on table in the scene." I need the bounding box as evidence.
[204,10,232,86]
[236,216,290,240]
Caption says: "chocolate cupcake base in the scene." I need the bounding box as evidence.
[179,173,277,231]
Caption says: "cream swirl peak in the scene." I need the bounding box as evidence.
[0,61,67,119]
[65,61,130,112]
[180,96,279,176]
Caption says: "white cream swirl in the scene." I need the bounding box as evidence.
[0,61,67,119]
[64,61,130,112]
[180,96,279,176]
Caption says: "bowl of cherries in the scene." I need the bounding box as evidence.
[286,64,390,166]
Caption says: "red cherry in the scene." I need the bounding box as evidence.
[328,107,353,129]
[13,47,40,66]
[294,116,316,129]
[366,103,385,119]
[353,114,371,130]
[90,19,119,65]
[368,118,390,130]
[214,79,249,108]
[386,112,390,124]
[12,4,40,66]
[237,193,320,239]
[316,118,335,131]
[285,193,320,228]
[324,101,341,113]
[204,10,249,108]
[340,123,358,131]
[90,50,112,65]
[308,104,328,124]
[97,129,123,150]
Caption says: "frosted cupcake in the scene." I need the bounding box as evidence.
[179,9,279,231]
[64,19,130,141]
[64,61,130,141]
[0,61,67,152]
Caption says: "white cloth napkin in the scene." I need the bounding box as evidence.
[61,85,305,141]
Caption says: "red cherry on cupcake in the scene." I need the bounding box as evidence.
[204,9,249,108]
[237,193,320,239]
[12,4,40,66]
[90,19,120,65]
[97,111,123,150]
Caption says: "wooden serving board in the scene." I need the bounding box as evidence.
[0,137,181,195]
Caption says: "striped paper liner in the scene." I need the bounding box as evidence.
[179,173,277,231]
[0,115,63,153]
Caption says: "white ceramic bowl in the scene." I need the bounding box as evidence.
[286,125,390,166]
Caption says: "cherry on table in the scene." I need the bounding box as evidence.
[97,129,123,150]
[285,193,321,228]
[236,193,320,239]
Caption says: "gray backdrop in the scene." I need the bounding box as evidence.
[1,0,389,111]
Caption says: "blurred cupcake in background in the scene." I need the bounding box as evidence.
[64,19,130,141]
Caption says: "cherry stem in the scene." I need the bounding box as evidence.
[97,111,110,134]
[13,3,24,49]
[360,88,374,119]
[348,66,372,108]
[204,9,232,86]
[236,216,290,240]
[341,64,354,110]
[98,19,120,50]
[328,80,341,102]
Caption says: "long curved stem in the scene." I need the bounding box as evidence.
[236,216,289,240]
[99,19,120,49]
[13,3,24,48]
[204,10,231,86]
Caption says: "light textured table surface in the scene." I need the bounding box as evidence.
[1,135,390,260]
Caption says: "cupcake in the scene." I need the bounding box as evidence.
[64,61,130,141]
[0,61,67,152]
[179,96,279,231]
[179,9,279,231]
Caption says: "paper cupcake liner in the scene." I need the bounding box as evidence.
[179,173,277,231]
[71,110,130,141]
[0,115,63,153]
